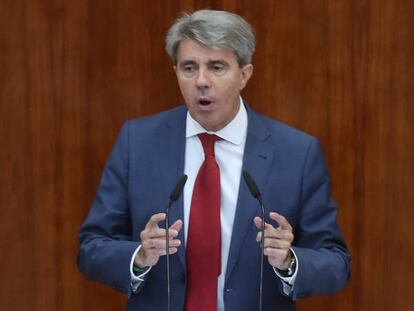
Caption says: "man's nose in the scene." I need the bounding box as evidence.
[195,68,211,89]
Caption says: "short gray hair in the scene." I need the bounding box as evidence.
[165,10,255,67]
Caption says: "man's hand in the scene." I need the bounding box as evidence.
[254,212,294,271]
[134,213,183,268]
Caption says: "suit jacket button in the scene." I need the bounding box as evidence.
[179,273,185,283]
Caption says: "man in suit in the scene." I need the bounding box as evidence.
[77,10,350,310]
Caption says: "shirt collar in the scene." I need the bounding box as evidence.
[186,97,248,145]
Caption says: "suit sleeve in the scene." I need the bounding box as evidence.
[291,138,350,299]
[77,121,139,297]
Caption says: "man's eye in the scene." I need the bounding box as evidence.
[212,65,224,72]
[183,66,195,72]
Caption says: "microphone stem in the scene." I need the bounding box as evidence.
[259,200,264,311]
[166,203,172,311]
[164,175,187,311]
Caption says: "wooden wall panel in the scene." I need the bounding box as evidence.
[1,0,413,310]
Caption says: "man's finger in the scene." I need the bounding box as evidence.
[253,216,274,230]
[145,213,166,229]
[140,227,166,241]
[264,247,288,259]
[158,247,180,256]
[256,230,292,241]
[264,228,294,241]
[169,219,183,232]
[269,212,292,231]
[263,238,291,249]
[142,238,181,250]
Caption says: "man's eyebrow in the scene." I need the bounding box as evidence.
[178,60,196,67]
[178,59,230,67]
[208,59,229,65]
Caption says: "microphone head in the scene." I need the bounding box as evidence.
[170,174,188,202]
[242,170,261,199]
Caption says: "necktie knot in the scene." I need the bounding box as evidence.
[198,133,220,156]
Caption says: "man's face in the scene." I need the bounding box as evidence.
[174,39,253,132]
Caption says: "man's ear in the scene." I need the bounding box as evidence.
[239,64,254,90]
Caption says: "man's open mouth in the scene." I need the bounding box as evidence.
[199,99,212,106]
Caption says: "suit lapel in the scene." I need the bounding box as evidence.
[156,107,187,271]
[225,108,275,283]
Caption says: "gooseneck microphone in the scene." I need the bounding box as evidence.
[165,174,188,311]
[242,170,265,311]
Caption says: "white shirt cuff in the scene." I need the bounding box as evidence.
[130,245,152,291]
[273,248,298,295]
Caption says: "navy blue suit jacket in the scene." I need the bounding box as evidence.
[77,104,350,310]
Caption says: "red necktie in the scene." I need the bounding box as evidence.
[185,133,221,311]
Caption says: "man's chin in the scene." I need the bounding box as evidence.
[193,116,216,131]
